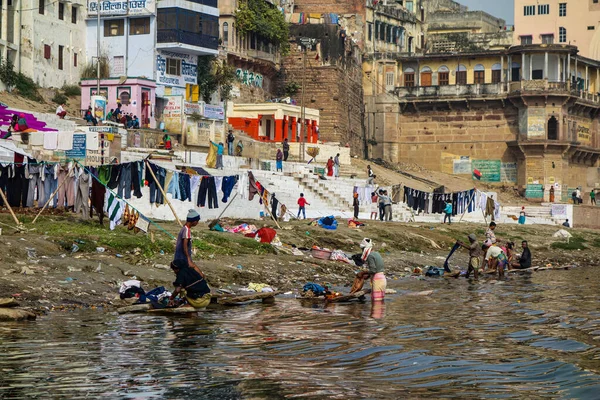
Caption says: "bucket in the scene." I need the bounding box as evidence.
[259,211,264,218]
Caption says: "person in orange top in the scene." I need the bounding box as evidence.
[297,193,310,219]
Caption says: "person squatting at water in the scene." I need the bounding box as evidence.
[457,234,482,279]
[482,239,508,278]
[350,238,386,302]
[168,259,211,308]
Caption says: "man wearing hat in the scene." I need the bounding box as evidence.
[174,209,204,276]
[457,233,482,279]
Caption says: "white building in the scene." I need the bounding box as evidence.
[83,0,219,128]
[0,0,87,88]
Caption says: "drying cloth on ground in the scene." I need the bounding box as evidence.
[246,227,277,243]
[57,131,74,150]
[303,283,326,296]
[443,242,461,272]
[318,216,338,230]
[43,131,58,150]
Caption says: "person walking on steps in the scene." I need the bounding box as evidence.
[353,192,359,219]
[591,189,596,206]
[227,130,235,156]
[297,193,310,219]
[443,201,452,224]
[334,153,340,178]
[283,138,290,161]
[276,148,283,172]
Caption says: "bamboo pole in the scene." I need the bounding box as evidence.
[144,160,182,227]
[0,187,21,227]
[263,204,282,229]
[32,176,69,224]
[215,191,239,221]
[458,189,476,223]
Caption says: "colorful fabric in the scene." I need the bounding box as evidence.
[104,191,123,230]
[371,272,386,302]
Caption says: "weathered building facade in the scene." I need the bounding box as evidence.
[367,44,600,198]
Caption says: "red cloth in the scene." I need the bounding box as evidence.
[298,197,307,207]
[326,159,334,176]
[245,227,277,243]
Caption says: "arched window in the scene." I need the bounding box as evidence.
[223,22,229,46]
[491,63,502,83]
[474,64,485,84]
[559,27,566,43]
[456,64,467,85]
[420,66,432,86]
[548,116,558,140]
[438,65,449,85]
[404,67,415,87]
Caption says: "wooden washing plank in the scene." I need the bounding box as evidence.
[218,291,282,305]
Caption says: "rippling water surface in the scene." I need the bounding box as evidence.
[1,268,600,399]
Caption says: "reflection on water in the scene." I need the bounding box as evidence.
[1,268,600,399]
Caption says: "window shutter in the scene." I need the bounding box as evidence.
[44,45,51,59]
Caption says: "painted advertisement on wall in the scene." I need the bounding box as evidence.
[156,51,198,88]
[235,69,263,88]
[500,162,518,183]
[577,121,591,145]
[527,107,546,139]
[472,160,501,182]
[186,119,214,146]
[162,96,183,133]
[88,0,155,15]
[452,156,472,174]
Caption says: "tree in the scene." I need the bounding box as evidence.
[197,56,237,103]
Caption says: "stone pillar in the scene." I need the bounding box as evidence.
[557,56,561,82]
[585,65,589,91]
[500,55,505,91]
[508,55,512,81]
[529,54,533,80]
[544,52,548,79]
[567,54,571,88]
[290,117,297,142]
[274,118,283,142]
[575,57,578,88]
[522,53,526,80]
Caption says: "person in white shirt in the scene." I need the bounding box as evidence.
[56,104,67,119]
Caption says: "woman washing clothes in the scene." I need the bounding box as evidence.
[350,238,386,302]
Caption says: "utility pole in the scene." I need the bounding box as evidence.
[96,0,101,95]
[299,45,307,161]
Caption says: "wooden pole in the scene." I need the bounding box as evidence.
[32,176,70,224]
[144,160,182,227]
[0,187,21,227]
[263,203,282,229]
[458,189,476,223]
[215,191,239,221]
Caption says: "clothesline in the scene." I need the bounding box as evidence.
[75,161,176,240]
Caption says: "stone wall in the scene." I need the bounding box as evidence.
[573,205,600,229]
[279,26,365,155]
[292,0,365,15]
[374,100,520,172]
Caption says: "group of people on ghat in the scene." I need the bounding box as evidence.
[457,221,532,279]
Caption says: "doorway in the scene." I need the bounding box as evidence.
[548,116,558,140]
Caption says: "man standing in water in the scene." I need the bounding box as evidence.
[350,238,386,302]
[174,209,204,277]
[457,234,482,279]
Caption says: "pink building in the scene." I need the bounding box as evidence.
[514,1,600,60]
[80,78,157,128]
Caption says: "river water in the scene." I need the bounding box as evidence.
[1,268,600,399]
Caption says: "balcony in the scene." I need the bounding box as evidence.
[394,83,503,99]
[157,29,218,55]
[508,79,568,93]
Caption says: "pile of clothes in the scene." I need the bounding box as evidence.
[119,280,172,308]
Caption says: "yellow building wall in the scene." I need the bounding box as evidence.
[399,56,504,86]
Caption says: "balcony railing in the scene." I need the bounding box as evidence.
[393,83,503,98]
[187,0,218,7]
[509,79,568,93]
[157,29,218,51]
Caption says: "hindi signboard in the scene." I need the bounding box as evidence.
[65,134,86,161]
[87,0,155,15]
